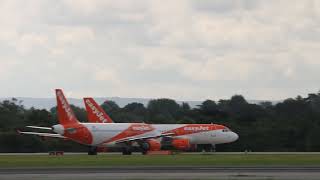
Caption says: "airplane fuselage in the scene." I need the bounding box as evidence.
[53,123,238,148]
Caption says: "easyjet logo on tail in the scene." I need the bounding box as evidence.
[57,90,73,121]
[85,99,108,123]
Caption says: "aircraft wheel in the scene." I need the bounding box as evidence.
[202,144,213,152]
[88,146,98,155]
[142,150,147,155]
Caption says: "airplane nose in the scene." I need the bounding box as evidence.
[230,132,239,142]
[232,132,239,141]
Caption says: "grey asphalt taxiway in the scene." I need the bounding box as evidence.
[1,166,320,180]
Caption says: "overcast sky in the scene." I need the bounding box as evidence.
[0,0,319,101]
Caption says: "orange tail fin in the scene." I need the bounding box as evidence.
[55,89,79,125]
[84,98,114,123]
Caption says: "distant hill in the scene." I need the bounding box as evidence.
[0,97,280,110]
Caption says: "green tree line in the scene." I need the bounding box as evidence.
[1,91,320,152]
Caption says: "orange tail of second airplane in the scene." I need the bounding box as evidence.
[84,98,114,123]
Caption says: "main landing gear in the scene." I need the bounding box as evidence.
[197,144,216,152]
[88,146,98,155]
[122,147,132,155]
[140,142,149,155]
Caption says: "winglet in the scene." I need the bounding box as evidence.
[84,98,113,123]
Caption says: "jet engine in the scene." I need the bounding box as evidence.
[171,139,191,150]
[141,139,161,151]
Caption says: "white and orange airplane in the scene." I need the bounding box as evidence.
[19,89,238,155]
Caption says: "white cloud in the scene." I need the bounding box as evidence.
[0,0,319,100]
[55,26,95,44]
[16,34,48,54]
[0,60,20,79]
[93,67,121,85]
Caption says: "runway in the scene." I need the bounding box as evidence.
[2,152,320,155]
[1,166,320,180]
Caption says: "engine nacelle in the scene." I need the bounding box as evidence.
[142,139,161,151]
[172,139,191,150]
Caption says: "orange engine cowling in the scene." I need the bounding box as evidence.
[145,139,161,151]
[172,139,191,150]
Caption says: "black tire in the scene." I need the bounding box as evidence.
[202,144,213,152]
[88,146,98,155]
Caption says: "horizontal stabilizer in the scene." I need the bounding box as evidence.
[17,130,66,139]
[26,126,52,130]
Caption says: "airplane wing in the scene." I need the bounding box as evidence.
[17,130,66,139]
[115,132,174,144]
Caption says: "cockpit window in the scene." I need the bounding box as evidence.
[222,128,230,132]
